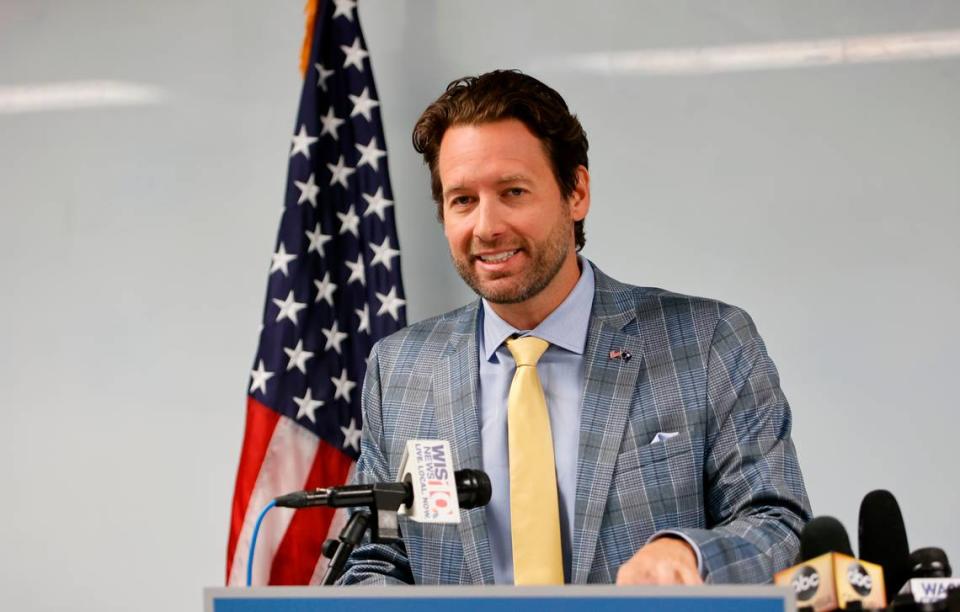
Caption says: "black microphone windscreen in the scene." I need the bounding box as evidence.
[909,547,952,579]
[454,469,492,509]
[859,489,911,603]
[800,516,854,560]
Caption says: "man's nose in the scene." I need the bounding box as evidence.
[473,197,505,242]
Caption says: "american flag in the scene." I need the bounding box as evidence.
[226,0,406,586]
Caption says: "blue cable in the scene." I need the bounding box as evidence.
[246,500,277,587]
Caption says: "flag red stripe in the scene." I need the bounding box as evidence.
[226,396,281,580]
[268,439,354,584]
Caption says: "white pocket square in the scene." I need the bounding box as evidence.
[650,431,679,445]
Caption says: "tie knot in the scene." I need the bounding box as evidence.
[505,336,549,367]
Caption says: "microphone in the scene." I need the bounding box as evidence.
[800,516,855,560]
[910,548,952,579]
[305,440,491,585]
[275,440,491,522]
[274,468,491,511]
[858,489,911,604]
[895,548,960,607]
[775,516,886,611]
[394,439,491,522]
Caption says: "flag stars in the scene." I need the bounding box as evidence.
[293,388,325,424]
[245,6,405,529]
[355,303,370,334]
[294,173,319,206]
[355,137,387,171]
[313,271,338,306]
[337,205,361,237]
[369,237,400,271]
[332,0,357,21]
[349,87,379,122]
[270,242,297,276]
[305,223,332,257]
[331,369,357,403]
[272,290,307,325]
[375,286,406,321]
[340,418,362,452]
[362,187,394,221]
[283,339,314,374]
[326,155,355,188]
[341,38,369,71]
[249,360,274,395]
[319,107,345,141]
[345,255,366,286]
[322,320,349,354]
[289,124,318,159]
[314,62,335,91]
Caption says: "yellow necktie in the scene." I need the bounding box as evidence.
[505,336,563,585]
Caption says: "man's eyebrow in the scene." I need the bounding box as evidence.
[442,175,533,198]
[443,183,468,198]
[496,175,531,184]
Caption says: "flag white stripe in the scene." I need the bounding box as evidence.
[227,416,319,586]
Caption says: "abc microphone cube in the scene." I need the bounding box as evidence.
[775,552,886,611]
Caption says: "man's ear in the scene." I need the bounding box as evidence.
[568,165,590,221]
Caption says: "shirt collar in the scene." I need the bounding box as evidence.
[480,256,596,361]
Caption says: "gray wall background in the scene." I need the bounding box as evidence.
[1,1,958,610]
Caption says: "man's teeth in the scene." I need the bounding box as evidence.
[478,250,517,263]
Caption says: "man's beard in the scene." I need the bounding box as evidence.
[451,216,572,305]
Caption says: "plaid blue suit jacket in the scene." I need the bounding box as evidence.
[340,264,811,584]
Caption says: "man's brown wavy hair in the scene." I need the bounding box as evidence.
[412,70,589,250]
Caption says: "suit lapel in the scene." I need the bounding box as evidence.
[432,303,494,584]
[571,268,646,584]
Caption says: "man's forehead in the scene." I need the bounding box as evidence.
[437,120,542,157]
[434,119,557,199]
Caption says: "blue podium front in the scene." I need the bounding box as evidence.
[205,585,796,612]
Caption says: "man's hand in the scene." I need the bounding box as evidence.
[615,537,703,585]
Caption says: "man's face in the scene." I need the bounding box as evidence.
[437,119,588,306]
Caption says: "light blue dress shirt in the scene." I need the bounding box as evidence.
[477,258,595,584]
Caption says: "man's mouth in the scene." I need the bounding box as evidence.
[475,249,519,263]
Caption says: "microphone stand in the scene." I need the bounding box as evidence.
[320,511,369,586]
[319,484,409,585]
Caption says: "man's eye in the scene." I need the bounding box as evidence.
[450,195,472,206]
[505,187,525,197]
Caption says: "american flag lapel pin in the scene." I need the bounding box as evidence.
[609,349,632,362]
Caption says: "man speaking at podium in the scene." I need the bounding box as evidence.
[338,70,811,586]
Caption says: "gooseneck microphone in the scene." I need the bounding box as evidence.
[275,468,492,510]
[858,489,911,603]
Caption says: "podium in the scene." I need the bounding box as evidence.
[204,585,796,611]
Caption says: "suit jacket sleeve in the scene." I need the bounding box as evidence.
[669,304,812,583]
[336,342,415,585]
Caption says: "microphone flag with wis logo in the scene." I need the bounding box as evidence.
[396,440,461,523]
